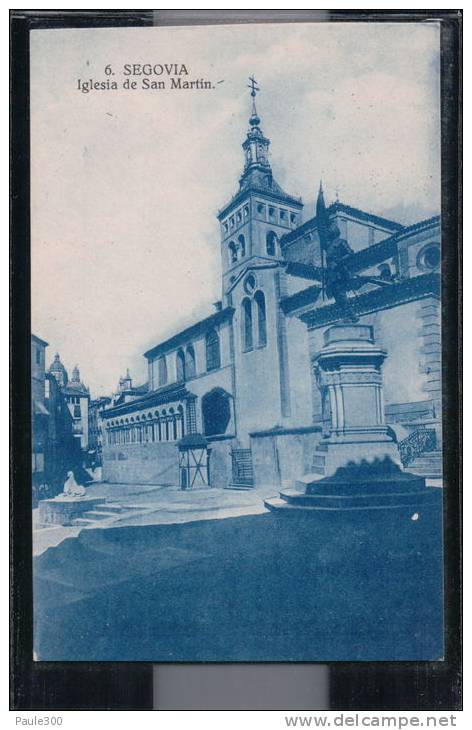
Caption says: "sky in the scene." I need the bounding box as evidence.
[30,22,440,397]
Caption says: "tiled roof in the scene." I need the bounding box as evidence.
[62,383,89,397]
[393,214,440,240]
[345,214,440,272]
[280,284,322,314]
[102,382,191,419]
[32,334,48,347]
[283,261,322,281]
[328,202,404,231]
[144,307,234,360]
[345,237,398,272]
[280,216,318,248]
[299,272,440,328]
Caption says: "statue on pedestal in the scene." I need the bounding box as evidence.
[316,184,395,320]
[62,470,86,499]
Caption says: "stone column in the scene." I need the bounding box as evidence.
[311,323,400,476]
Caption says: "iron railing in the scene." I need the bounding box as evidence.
[398,428,437,467]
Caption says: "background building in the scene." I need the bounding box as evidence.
[88,395,112,466]
[48,355,90,450]
[31,336,85,503]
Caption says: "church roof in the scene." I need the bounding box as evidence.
[48,353,68,383]
[392,214,440,239]
[62,364,89,395]
[144,306,235,360]
[299,272,440,328]
[281,201,404,249]
[345,214,440,272]
[283,261,322,281]
[62,382,89,397]
[328,202,404,232]
[280,214,440,315]
[280,284,322,314]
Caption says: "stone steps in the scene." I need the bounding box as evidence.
[265,486,442,514]
[97,503,125,513]
[224,483,255,491]
[81,510,116,521]
[294,472,325,491]
[306,446,443,482]
[407,451,443,478]
[74,517,99,526]
[72,501,148,527]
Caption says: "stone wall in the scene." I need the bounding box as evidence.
[103,436,236,488]
[207,437,235,488]
[251,428,322,489]
[102,442,179,485]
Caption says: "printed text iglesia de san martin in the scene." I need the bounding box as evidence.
[77,63,216,93]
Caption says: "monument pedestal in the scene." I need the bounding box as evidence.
[39,496,103,525]
[265,324,440,514]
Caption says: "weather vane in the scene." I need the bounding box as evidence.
[248,75,260,97]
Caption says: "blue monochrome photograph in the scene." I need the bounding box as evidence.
[30,22,444,661]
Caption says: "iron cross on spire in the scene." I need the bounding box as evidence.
[248,75,260,97]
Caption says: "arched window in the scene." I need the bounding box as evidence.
[254,290,267,347]
[242,297,253,351]
[229,241,237,265]
[176,349,185,382]
[266,231,277,256]
[185,345,196,379]
[202,388,231,436]
[157,356,167,386]
[206,329,221,371]
[238,234,246,258]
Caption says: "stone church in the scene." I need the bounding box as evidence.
[101,87,441,490]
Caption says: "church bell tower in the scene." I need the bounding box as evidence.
[217,77,303,299]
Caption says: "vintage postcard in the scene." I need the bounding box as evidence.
[30,21,444,662]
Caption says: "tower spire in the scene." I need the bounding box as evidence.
[247,74,261,128]
[241,76,271,182]
[316,179,326,218]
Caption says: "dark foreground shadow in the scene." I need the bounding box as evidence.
[33,506,444,661]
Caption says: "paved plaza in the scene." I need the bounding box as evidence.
[33,482,275,556]
[33,499,444,662]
